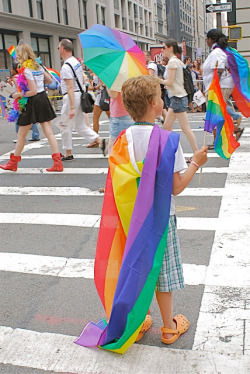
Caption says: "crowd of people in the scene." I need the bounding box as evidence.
[0,30,246,349]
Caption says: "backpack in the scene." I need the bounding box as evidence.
[183,67,195,102]
[153,61,166,78]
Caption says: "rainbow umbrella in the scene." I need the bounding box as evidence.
[78,24,148,92]
[46,67,61,84]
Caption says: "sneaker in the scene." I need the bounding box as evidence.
[28,138,40,141]
[61,155,74,161]
[13,140,17,143]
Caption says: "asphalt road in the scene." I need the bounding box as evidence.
[0,111,249,374]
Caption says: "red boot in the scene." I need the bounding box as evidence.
[46,153,63,172]
[0,153,21,171]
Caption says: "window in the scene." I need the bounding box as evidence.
[82,0,87,29]
[0,32,18,69]
[101,7,105,25]
[62,0,68,25]
[31,35,51,67]
[28,0,33,17]
[36,0,44,20]
[56,0,60,23]
[2,0,12,13]
[96,5,99,24]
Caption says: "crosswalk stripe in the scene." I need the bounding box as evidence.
[0,213,248,231]
[0,186,248,197]
[0,166,248,174]
[0,326,246,374]
[0,252,206,285]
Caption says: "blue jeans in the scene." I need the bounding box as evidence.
[109,115,133,140]
[227,105,241,121]
[15,122,40,140]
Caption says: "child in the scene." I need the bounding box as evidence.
[75,75,208,354]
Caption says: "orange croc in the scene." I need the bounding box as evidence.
[135,315,153,342]
[161,314,190,344]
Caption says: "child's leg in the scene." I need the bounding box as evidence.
[155,291,176,339]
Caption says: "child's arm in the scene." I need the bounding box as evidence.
[172,146,208,195]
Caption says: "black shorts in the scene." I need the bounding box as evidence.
[17,91,56,126]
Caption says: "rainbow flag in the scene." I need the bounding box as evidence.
[204,67,239,159]
[46,67,61,84]
[74,125,179,354]
[224,47,250,117]
[7,45,16,60]
[0,97,7,119]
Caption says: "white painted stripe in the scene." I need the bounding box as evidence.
[0,186,249,198]
[0,252,206,285]
[0,213,249,231]
[3,166,248,175]
[0,152,223,160]
[0,326,247,374]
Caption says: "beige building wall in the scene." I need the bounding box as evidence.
[236,0,250,63]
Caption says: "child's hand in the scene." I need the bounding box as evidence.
[192,146,208,167]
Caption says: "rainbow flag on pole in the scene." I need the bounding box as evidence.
[224,46,250,118]
[74,125,179,354]
[0,97,7,119]
[204,67,239,159]
[7,45,16,60]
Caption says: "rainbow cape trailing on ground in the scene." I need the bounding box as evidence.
[204,67,239,159]
[223,46,250,117]
[74,125,179,354]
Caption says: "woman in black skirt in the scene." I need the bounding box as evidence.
[0,43,63,172]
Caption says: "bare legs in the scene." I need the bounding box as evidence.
[155,291,176,339]
[40,121,60,154]
[14,124,32,156]
[163,108,198,153]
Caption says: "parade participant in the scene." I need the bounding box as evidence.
[58,39,106,160]
[86,74,110,148]
[161,39,199,160]
[106,89,133,154]
[0,43,63,172]
[75,75,208,353]
[203,29,244,147]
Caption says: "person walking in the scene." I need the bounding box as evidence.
[58,39,106,160]
[161,39,199,159]
[203,29,244,146]
[0,43,63,172]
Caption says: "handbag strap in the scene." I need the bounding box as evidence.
[65,62,84,93]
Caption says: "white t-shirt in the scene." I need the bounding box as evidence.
[24,67,45,93]
[60,56,84,95]
[127,125,187,215]
[166,56,187,98]
[147,61,158,76]
[203,44,234,92]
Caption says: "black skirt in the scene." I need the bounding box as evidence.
[17,91,56,126]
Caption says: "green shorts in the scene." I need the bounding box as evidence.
[155,215,185,292]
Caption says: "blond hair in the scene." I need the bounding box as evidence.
[121,75,160,122]
[16,43,40,70]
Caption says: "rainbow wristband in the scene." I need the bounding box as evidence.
[190,161,199,170]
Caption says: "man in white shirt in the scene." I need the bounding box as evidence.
[58,39,106,160]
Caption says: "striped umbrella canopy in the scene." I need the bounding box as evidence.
[78,24,148,92]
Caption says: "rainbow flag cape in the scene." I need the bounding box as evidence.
[74,125,179,354]
[0,97,7,119]
[204,67,239,159]
[223,46,250,117]
[7,45,16,60]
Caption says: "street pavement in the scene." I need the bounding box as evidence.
[0,111,249,374]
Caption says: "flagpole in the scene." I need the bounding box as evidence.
[198,131,207,185]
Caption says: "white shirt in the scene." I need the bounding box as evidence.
[127,125,187,215]
[203,44,234,92]
[24,67,45,93]
[147,61,158,76]
[166,56,187,98]
[60,56,84,95]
